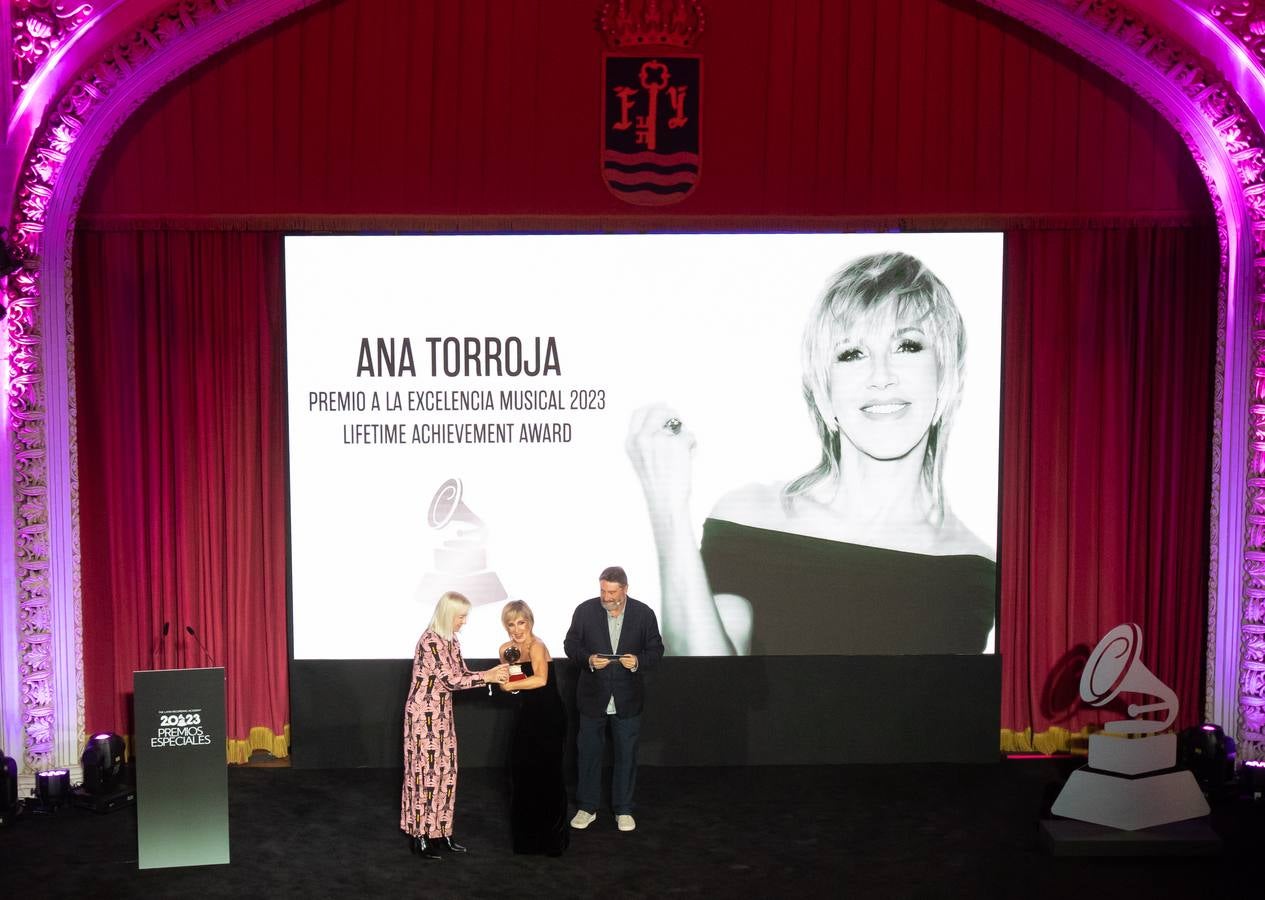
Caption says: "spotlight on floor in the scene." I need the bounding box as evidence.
[81,733,125,793]
[34,769,71,812]
[1177,723,1236,794]
[73,732,135,813]
[0,750,18,826]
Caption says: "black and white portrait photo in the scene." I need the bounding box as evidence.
[627,249,999,656]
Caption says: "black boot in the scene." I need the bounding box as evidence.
[440,836,468,853]
[410,836,442,860]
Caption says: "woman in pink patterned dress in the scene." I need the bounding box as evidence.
[400,590,508,860]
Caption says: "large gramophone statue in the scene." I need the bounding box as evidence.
[1050,623,1209,831]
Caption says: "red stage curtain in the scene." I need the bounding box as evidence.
[75,231,290,763]
[71,223,1218,755]
[65,0,1222,757]
[999,226,1218,749]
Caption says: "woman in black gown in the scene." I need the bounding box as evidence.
[498,600,569,856]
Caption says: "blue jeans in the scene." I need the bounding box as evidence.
[576,713,640,815]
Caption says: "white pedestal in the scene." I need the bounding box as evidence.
[1088,732,1175,775]
[1051,768,1210,831]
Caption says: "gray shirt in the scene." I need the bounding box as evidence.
[605,609,624,715]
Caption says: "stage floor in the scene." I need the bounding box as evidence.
[1,759,1259,897]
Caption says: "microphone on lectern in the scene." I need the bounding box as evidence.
[185,625,217,667]
[150,621,170,669]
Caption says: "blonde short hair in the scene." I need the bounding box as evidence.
[501,600,535,628]
[787,251,966,522]
[427,591,472,639]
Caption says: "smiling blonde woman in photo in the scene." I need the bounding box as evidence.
[627,251,996,657]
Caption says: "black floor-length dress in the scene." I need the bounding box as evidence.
[509,661,570,856]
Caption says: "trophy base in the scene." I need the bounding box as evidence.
[1039,816,1221,856]
[1050,767,1209,831]
[419,571,507,607]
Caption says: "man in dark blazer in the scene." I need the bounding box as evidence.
[564,565,664,833]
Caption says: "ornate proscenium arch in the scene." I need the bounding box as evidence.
[976,0,1265,757]
[1,0,1262,772]
[2,0,319,775]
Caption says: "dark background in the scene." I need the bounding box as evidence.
[290,655,1000,767]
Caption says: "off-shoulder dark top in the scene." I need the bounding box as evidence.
[700,518,996,655]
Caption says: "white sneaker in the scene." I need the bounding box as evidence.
[570,810,596,829]
[616,814,636,832]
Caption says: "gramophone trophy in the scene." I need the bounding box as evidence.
[503,645,527,685]
[418,478,507,607]
[1050,623,1209,831]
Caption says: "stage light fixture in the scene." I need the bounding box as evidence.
[1177,723,1236,793]
[81,732,126,794]
[1242,759,1265,801]
[35,769,71,812]
[72,732,136,813]
[0,750,18,826]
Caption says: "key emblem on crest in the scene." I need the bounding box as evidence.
[598,1,705,206]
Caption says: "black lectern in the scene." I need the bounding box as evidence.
[133,667,229,869]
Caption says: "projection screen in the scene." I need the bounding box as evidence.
[285,233,1002,659]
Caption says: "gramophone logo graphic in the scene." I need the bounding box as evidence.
[1050,623,1210,831]
[417,478,507,607]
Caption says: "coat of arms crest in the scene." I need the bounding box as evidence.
[598,1,704,206]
